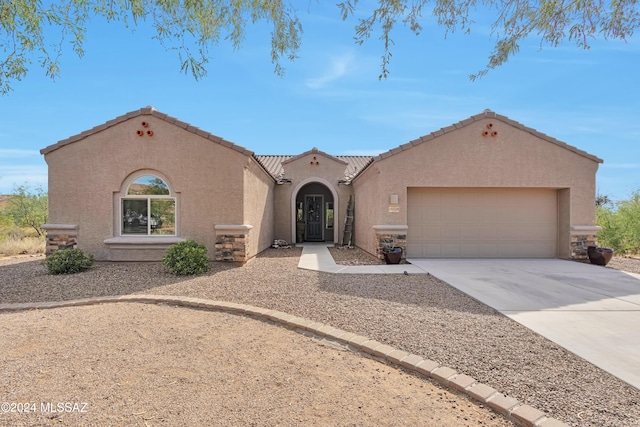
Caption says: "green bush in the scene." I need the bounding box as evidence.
[43,248,94,274]
[597,191,640,255]
[163,240,210,275]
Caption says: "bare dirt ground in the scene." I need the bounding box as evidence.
[0,304,511,427]
[1,250,640,426]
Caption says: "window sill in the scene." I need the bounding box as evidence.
[104,236,185,249]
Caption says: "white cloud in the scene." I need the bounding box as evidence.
[0,164,48,194]
[305,52,356,89]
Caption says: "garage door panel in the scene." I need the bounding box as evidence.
[407,243,423,255]
[477,193,499,207]
[407,205,422,224]
[476,227,498,239]
[425,243,443,257]
[459,192,480,207]
[421,191,441,205]
[442,244,462,257]
[407,188,557,258]
[441,192,461,206]
[459,208,478,223]
[423,207,441,222]
[498,207,520,223]
[425,226,442,239]
[442,207,461,223]
[461,225,479,240]
[461,244,479,257]
[478,244,499,257]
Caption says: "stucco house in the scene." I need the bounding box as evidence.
[41,106,603,263]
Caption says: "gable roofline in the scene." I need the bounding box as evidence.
[281,147,349,166]
[39,106,255,157]
[368,109,604,166]
[255,154,373,183]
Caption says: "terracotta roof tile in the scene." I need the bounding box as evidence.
[370,109,603,164]
[255,154,373,183]
[281,147,349,166]
[41,107,602,185]
[40,106,254,157]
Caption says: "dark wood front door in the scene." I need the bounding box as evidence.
[305,195,324,241]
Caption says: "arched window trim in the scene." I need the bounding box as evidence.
[118,171,177,237]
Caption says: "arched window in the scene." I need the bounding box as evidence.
[121,175,176,236]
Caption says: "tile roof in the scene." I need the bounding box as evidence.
[255,154,373,183]
[371,109,604,164]
[40,107,602,185]
[40,106,254,157]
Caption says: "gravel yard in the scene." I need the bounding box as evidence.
[1,250,640,426]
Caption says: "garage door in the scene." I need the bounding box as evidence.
[407,188,557,258]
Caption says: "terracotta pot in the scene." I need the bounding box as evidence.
[587,246,614,266]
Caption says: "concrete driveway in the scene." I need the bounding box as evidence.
[407,258,640,390]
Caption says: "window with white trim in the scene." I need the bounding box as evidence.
[121,175,176,236]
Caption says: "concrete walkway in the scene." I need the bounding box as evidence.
[407,258,640,390]
[297,243,427,274]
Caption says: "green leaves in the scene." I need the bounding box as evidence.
[597,191,640,254]
[7,185,47,237]
[0,0,301,93]
[1,0,638,92]
[163,240,210,275]
[43,248,94,274]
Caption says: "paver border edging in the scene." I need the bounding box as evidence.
[0,294,568,427]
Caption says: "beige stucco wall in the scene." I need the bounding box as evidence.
[353,117,600,258]
[45,115,250,260]
[273,151,354,244]
[243,158,275,258]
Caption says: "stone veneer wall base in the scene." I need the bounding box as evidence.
[42,224,79,256]
[372,225,408,261]
[214,225,253,263]
[570,226,602,262]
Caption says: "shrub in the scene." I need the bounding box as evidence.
[163,240,210,275]
[597,191,640,255]
[43,248,94,274]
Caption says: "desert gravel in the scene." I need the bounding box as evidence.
[1,303,512,427]
[1,250,640,426]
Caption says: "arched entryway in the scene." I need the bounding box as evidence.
[291,178,339,243]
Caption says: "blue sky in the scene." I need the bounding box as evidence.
[0,3,638,201]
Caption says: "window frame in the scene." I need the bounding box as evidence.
[118,173,177,237]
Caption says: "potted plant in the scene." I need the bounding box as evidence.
[382,242,403,264]
[587,246,614,266]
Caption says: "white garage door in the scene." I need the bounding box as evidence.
[407,188,557,258]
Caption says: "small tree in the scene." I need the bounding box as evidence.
[7,185,48,237]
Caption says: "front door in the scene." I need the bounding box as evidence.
[305,195,324,241]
